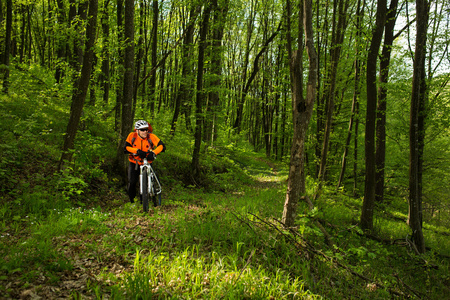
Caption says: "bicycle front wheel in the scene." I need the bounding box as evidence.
[142,168,149,212]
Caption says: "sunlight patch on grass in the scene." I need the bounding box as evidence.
[117,246,317,299]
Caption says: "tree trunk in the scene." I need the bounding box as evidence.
[133,0,145,115]
[315,0,330,177]
[408,0,429,254]
[337,0,363,191]
[375,0,399,203]
[203,0,228,146]
[59,0,98,169]
[282,0,317,227]
[170,6,199,135]
[233,0,257,132]
[192,3,211,177]
[71,1,88,71]
[360,0,386,232]
[55,0,66,83]
[120,0,135,163]
[114,0,124,132]
[1,0,12,93]
[18,4,25,63]
[317,0,349,184]
[100,0,111,104]
[233,21,282,133]
[148,0,158,118]
[0,0,3,25]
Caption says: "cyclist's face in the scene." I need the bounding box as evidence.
[138,128,149,138]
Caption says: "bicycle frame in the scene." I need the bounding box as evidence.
[138,157,162,211]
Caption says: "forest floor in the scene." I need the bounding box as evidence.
[2,154,449,299]
[1,158,299,299]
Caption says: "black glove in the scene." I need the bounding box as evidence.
[147,151,156,161]
[137,149,146,159]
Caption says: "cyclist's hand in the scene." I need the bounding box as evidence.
[137,149,147,159]
[147,151,156,161]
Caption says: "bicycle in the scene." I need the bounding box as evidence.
[139,157,162,212]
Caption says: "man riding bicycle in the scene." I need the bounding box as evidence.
[123,120,166,203]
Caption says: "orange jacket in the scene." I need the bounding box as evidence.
[124,131,165,165]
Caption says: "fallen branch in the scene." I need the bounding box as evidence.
[394,273,425,299]
[247,213,408,298]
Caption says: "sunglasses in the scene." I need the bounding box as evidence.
[138,128,149,132]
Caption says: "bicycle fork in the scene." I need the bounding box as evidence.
[139,166,162,196]
[139,167,146,196]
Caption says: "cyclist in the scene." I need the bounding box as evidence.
[124,120,166,203]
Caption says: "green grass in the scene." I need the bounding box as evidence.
[1,65,449,299]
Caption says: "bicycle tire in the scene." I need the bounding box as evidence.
[150,174,160,207]
[142,168,149,212]
[151,193,161,207]
[151,184,158,207]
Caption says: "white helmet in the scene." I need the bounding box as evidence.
[134,120,149,130]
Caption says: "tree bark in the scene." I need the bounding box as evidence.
[170,6,200,135]
[1,0,12,93]
[71,1,89,71]
[114,0,124,132]
[337,0,363,191]
[120,0,135,162]
[59,0,98,169]
[0,0,3,25]
[375,0,399,203]
[232,0,257,132]
[192,3,211,177]
[360,0,386,232]
[282,0,317,227]
[408,0,429,254]
[203,0,228,146]
[133,0,146,115]
[100,0,111,104]
[149,0,159,118]
[54,0,67,83]
[317,0,350,184]
[233,21,282,132]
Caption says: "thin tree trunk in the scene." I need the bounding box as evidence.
[315,0,330,177]
[233,0,257,132]
[100,0,111,104]
[59,0,98,169]
[121,0,135,148]
[353,100,360,195]
[317,0,349,184]
[192,3,211,177]
[19,4,26,63]
[0,0,3,26]
[203,0,228,146]
[1,0,12,93]
[114,0,124,132]
[233,21,282,132]
[133,0,145,115]
[337,0,362,190]
[375,0,399,203]
[148,0,158,118]
[408,0,429,254]
[360,0,386,232]
[72,1,88,71]
[55,0,66,83]
[170,6,200,135]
